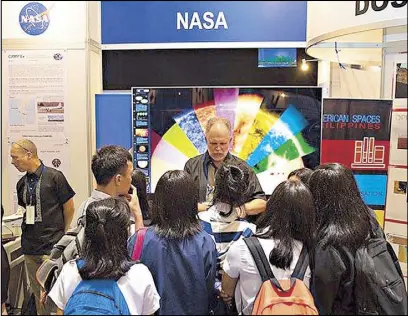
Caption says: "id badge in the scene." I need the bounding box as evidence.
[26,205,35,224]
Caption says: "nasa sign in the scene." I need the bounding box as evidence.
[101,1,307,47]
[19,2,50,36]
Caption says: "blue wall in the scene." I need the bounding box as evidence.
[95,94,132,150]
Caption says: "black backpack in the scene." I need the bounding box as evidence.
[354,224,407,315]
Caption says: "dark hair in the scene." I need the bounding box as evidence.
[309,163,372,251]
[91,145,132,186]
[131,169,150,219]
[256,179,315,269]
[151,170,201,239]
[287,167,313,184]
[213,162,251,216]
[79,198,134,280]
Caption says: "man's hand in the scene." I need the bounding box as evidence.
[123,185,144,230]
[219,289,233,303]
[40,289,47,305]
[235,205,247,219]
[198,203,210,212]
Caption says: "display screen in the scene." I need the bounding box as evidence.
[258,48,297,68]
[132,87,322,194]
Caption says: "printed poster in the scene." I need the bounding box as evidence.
[4,50,70,213]
[321,98,393,171]
[385,166,407,223]
[389,110,407,166]
[321,99,393,228]
[395,63,407,99]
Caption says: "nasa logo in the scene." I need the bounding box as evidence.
[19,2,50,36]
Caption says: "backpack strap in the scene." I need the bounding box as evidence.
[244,237,308,293]
[244,237,274,282]
[290,246,309,281]
[132,227,148,261]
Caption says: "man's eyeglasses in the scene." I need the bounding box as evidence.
[12,142,32,154]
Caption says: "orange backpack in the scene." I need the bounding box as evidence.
[243,237,318,315]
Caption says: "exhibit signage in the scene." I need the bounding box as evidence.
[321,98,393,224]
[321,98,393,171]
[307,1,407,44]
[101,1,307,47]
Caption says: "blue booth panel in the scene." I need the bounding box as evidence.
[95,94,132,150]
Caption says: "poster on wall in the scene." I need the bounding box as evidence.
[321,98,393,227]
[4,50,69,213]
[389,109,408,166]
[385,166,407,223]
[132,87,322,193]
[395,63,407,99]
[394,62,408,109]
[321,99,392,171]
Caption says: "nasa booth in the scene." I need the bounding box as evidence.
[97,1,321,196]
[0,1,407,311]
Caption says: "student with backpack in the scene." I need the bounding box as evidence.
[36,145,144,298]
[48,198,160,315]
[128,170,218,315]
[309,163,407,315]
[221,179,317,315]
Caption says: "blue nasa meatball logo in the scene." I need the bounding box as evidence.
[19,2,50,36]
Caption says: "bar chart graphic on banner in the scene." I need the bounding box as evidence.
[352,137,386,169]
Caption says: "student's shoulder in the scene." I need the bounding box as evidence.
[126,263,154,281]
[60,259,80,276]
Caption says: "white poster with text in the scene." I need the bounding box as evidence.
[4,50,70,213]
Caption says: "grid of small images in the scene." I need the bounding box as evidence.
[132,88,151,192]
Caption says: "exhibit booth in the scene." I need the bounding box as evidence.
[1,1,407,310]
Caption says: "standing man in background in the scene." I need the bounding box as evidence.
[184,117,266,217]
[10,139,75,315]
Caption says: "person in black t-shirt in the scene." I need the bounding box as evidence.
[10,139,75,315]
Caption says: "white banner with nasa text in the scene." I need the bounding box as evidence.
[4,50,70,213]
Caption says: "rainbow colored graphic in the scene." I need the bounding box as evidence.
[150,89,317,193]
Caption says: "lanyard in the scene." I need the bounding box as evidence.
[25,165,45,205]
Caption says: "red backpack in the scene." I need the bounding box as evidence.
[244,237,318,315]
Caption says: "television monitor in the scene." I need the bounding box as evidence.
[258,48,297,68]
[132,87,322,194]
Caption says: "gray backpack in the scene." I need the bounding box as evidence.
[36,199,90,294]
[354,223,407,315]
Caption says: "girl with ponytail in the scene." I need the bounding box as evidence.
[49,198,160,315]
